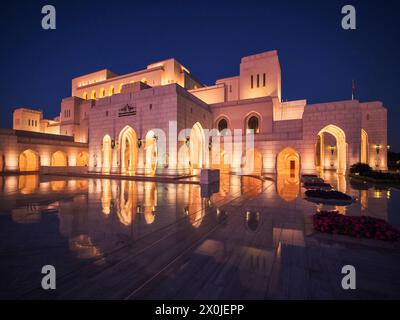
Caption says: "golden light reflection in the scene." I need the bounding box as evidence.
[116,180,137,225]
[276,172,299,202]
[51,180,67,191]
[18,175,39,194]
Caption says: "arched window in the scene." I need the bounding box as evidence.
[247,116,259,134]
[217,118,228,132]
[109,86,114,96]
[82,92,88,100]
[90,90,97,100]
[118,83,124,93]
[99,88,105,98]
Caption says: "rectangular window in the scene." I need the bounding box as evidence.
[263,73,266,86]
[257,74,260,87]
[229,85,232,93]
[251,75,254,88]
[28,119,30,126]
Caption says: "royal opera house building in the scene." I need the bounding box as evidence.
[0,50,388,177]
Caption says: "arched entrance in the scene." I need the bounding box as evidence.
[19,149,39,172]
[276,147,300,201]
[102,134,113,173]
[77,152,88,166]
[361,129,369,164]
[189,122,206,174]
[277,147,300,174]
[51,151,67,166]
[242,148,262,175]
[145,130,157,176]
[316,125,347,175]
[119,126,138,175]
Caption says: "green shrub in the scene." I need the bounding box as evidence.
[350,162,372,175]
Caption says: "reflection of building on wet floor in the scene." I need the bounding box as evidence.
[1,172,399,299]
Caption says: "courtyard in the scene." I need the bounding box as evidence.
[0,172,399,299]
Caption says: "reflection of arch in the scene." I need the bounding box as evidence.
[77,152,88,166]
[19,149,39,172]
[101,179,111,215]
[18,175,39,195]
[243,148,262,175]
[189,122,206,174]
[361,129,369,164]
[51,151,68,167]
[277,147,300,173]
[144,182,157,224]
[119,126,138,174]
[117,180,137,225]
[51,180,67,191]
[102,134,113,173]
[145,131,157,176]
[317,125,347,175]
[277,173,300,202]
[245,211,261,232]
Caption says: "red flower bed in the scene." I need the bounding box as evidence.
[313,211,400,242]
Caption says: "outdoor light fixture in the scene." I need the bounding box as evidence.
[111,139,115,149]
[185,136,190,147]
[375,144,381,154]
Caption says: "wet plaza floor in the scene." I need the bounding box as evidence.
[0,172,400,299]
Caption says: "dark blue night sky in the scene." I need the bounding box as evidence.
[1,0,399,150]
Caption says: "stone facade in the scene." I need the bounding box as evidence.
[1,49,388,175]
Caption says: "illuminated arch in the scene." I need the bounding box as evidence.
[82,92,88,100]
[108,86,115,96]
[90,90,97,100]
[119,126,138,174]
[317,125,347,175]
[99,88,105,98]
[245,112,261,134]
[19,149,39,172]
[102,134,113,173]
[189,122,206,174]
[118,83,124,93]
[141,77,147,84]
[361,129,369,164]
[77,151,89,166]
[51,150,68,167]
[145,130,158,176]
[277,147,300,173]
[276,147,300,202]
